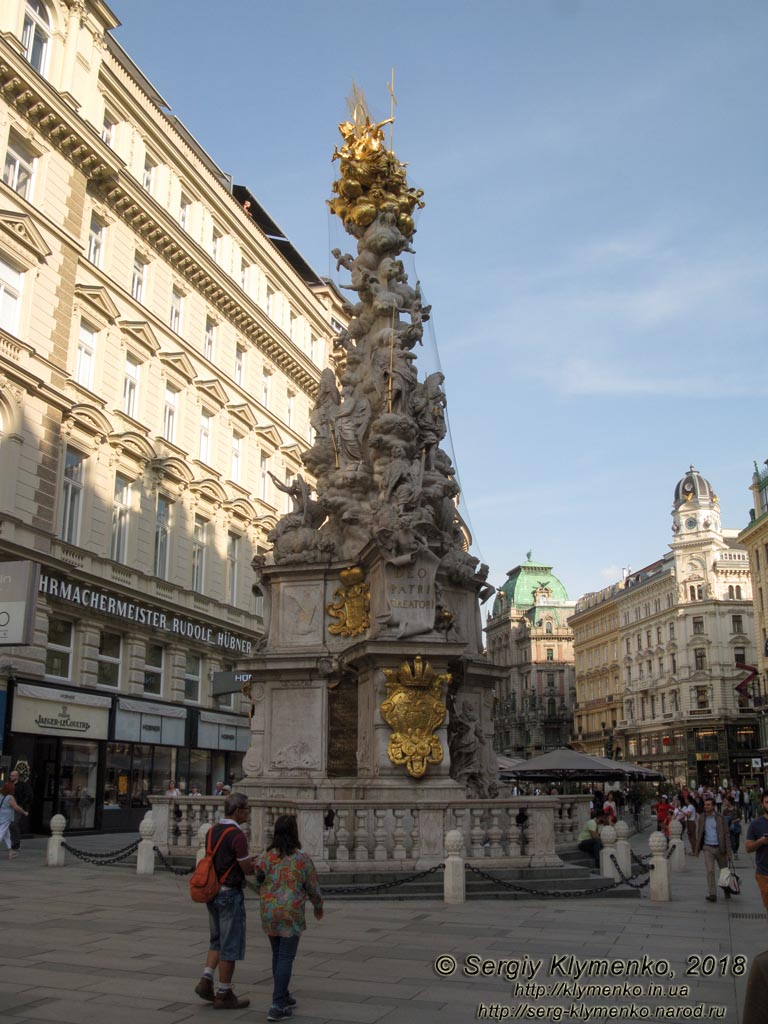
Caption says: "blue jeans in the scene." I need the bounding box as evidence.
[269,934,300,1007]
[207,888,246,961]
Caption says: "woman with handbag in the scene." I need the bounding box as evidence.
[0,783,29,860]
[254,815,323,1021]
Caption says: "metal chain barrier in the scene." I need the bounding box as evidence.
[632,849,650,867]
[62,839,139,866]
[466,855,650,898]
[608,853,651,889]
[153,845,195,876]
[306,862,445,896]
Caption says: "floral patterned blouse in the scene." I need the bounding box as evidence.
[254,849,323,937]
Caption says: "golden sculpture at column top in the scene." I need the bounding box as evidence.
[380,657,451,779]
[326,566,371,638]
[328,83,425,238]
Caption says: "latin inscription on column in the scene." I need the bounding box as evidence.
[327,677,358,777]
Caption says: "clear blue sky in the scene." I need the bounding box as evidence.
[110,0,767,602]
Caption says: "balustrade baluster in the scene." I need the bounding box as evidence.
[470,808,485,858]
[373,809,388,861]
[336,809,350,861]
[392,809,407,860]
[353,809,370,861]
[488,808,503,857]
[410,809,421,861]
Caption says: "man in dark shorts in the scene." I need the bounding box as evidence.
[746,791,768,914]
[194,792,255,1009]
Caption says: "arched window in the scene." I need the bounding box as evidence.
[736,585,742,600]
[728,585,735,599]
[22,1,50,76]
[545,621,553,634]
[697,586,703,600]
[689,585,696,601]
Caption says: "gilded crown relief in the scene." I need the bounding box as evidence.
[380,656,451,778]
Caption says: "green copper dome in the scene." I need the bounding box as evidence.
[492,553,570,617]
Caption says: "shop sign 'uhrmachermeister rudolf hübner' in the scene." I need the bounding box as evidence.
[0,561,40,646]
[39,573,254,654]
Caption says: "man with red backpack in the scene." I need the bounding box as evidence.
[194,792,255,1009]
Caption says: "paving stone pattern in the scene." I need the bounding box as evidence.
[0,830,763,1023]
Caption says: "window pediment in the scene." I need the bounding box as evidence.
[120,320,160,361]
[108,430,156,468]
[0,209,51,267]
[75,284,120,325]
[158,350,196,384]
[227,403,258,431]
[253,423,283,448]
[150,456,194,489]
[189,476,228,508]
[62,403,113,449]
[195,378,228,409]
[224,497,258,525]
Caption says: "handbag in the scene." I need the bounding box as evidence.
[718,860,741,895]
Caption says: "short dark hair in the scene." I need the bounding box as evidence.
[269,814,301,856]
[224,792,248,817]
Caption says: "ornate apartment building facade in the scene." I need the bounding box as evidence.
[487,555,576,758]
[738,458,768,748]
[0,0,341,831]
[570,580,624,758]
[573,468,758,789]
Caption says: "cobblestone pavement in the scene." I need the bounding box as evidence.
[0,828,764,1024]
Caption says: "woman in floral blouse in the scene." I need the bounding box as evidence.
[254,814,323,1022]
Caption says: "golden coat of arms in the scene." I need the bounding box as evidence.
[380,657,451,778]
[327,566,370,638]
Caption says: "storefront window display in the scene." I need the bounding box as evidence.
[59,740,99,828]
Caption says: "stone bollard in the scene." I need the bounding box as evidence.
[196,822,212,865]
[667,819,686,872]
[47,814,67,867]
[136,812,156,875]
[443,829,466,904]
[599,825,621,881]
[614,820,632,879]
[648,830,671,902]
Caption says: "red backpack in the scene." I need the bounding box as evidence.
[189,825,237,903]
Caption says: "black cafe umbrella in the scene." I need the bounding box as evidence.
[501,747,661,781]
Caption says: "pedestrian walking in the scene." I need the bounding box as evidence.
[683,795,698,852]
[194,792,254,1009]
[722,797,742,857]
[745,792,768,914]
[254,814,324,1021]
[692,797,731,903]
[8,769,32,852]
[0,783,29,860]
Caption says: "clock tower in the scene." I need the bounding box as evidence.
[671,465,721,539]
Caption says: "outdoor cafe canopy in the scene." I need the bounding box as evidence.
[498,747,663,782]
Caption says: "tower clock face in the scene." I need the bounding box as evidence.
[685,517,697,530]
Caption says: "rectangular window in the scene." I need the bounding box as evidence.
[309,335,318,363]
[287,392,294,429]
[259,452,270,502]
[266,285,275,319]
[658,657,664,676]
[227,532,239,605]
[162,385,178,442]
[75,321,96,389]
[204,317,215,360]
[22,6,49,75]
[142,155,156,192]
[656,626,662,644]
[131,254,146,302]
[283,470,293,513]
[545,648,554,661]
[179,192,191,229]
[735,647,746,667]
[671,654,677,674]
[235,344,245,386]
[123,355,139,418]
[45,619,73,679]
[693,616,704,635]
[646,630,652,647]
[0,257,22,334]
[101,112,115,146]
[143,643,163,695]
[110,474,131,562]
[199,410,212,463]
[240,258,250,291]
[732,615,743,634]
[230,432,242,483]
[212,226,223,263]
[184,652,201,702]
[669,622,675,640]
[694,648,707,671]
[87,215,104,266]
[61,448,84,544]
[153,494,171,579]
[170,287,183,333]
[695,689,709,711]
[96,631,121,687]
[289,311,297,340]
[3,135,35,200]
[636,634,642,652]
[192,515,207,592]
[262,369,270,407]
[625,638,631,655]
